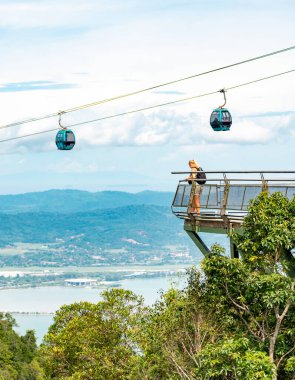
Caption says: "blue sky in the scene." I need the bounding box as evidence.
[0,0,294,194]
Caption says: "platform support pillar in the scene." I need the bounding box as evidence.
[230,238,239,259]
[184,223,211,257]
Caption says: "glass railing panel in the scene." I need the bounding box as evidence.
[268,186,288,196]
[173,181,295,214]
[173,184,186,207]
[227,186,246,210]
[241,186,262,210]
[182,184,191,206]
[286,187,295,199]
[200,185,219,208]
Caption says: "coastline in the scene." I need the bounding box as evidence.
[11,311,55,315]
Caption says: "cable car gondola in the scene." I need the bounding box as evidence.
[55,112,75,150]
[210,89,232,131]
[55,129,75,150]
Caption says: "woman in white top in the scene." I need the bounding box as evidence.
[187,159,203,214]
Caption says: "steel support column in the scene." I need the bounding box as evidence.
[184,223,211,257]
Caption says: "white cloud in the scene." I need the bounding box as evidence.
[0,0,294,193]
[201,120,275,145]
[0,108,294,155]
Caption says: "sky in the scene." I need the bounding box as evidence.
[0,0,294,194]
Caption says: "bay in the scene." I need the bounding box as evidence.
[5,276,185,344]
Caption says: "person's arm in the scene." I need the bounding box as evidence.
[187,168,196,182]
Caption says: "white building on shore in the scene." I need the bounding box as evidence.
[64,278,97,287]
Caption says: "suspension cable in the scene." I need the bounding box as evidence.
[0,68,294,144]
[0,45,294,131]
[67,68,295,128]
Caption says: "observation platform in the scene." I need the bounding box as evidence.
[171,171,295,257]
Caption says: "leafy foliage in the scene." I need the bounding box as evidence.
[41,289,145,380]
[231,192,295,276]
[39,263,294,379]
[136,284,222,379]
[0,313,44,379]
[195,338,274,380]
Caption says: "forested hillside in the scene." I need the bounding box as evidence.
[0,204,203,267]
[0,205,182,245]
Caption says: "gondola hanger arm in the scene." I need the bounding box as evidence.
[58,111,67,130]
[219,89,227,108]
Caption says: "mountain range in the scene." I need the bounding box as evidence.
[0,189,206,267]
[0,189,174,214]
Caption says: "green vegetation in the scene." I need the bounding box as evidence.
[0,272,80,288]
[0,313,44,379]
[0,204,196,267]
[232,191,295,278]
[41,289,144,380]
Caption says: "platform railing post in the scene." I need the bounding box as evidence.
[261,173,268,192]
[221,173,229,216]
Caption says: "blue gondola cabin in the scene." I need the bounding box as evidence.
[210,108,232,131]
[55,130,75,150]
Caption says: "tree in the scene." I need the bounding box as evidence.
[0,313,44,380]
[137,282,229,380]
[195,338,274,380]
[232,192,295,278]
[196,255,294,379]
[41,288,144,380]
[135,258,285,380]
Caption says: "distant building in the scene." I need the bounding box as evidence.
[64,278,97,287]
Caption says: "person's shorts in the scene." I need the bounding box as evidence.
[194,184,203,196]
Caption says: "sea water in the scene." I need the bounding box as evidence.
[6,276,185,344]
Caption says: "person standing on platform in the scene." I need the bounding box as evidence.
[187,159,204,214]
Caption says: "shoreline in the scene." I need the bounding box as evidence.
[0,276,187,315]
[0,269,187,291]
[10,311,55,315]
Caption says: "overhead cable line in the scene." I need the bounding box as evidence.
[63,45,295,113]
[65,68,295,128]
[0,45,294,131]
[0,67,294,145]
[0,113,60,130]
[0,128,59,144]
[69,89,219,127]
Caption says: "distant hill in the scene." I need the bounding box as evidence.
[0,190,228,267]
[0,204,203,266]
[0,189,174,214]
[0,205,181,246]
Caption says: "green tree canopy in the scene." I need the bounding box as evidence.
[232,192,295,277]
[41,288,144,380]
[0,313,44,380]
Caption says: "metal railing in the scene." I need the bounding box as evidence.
[171,171,295,222]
